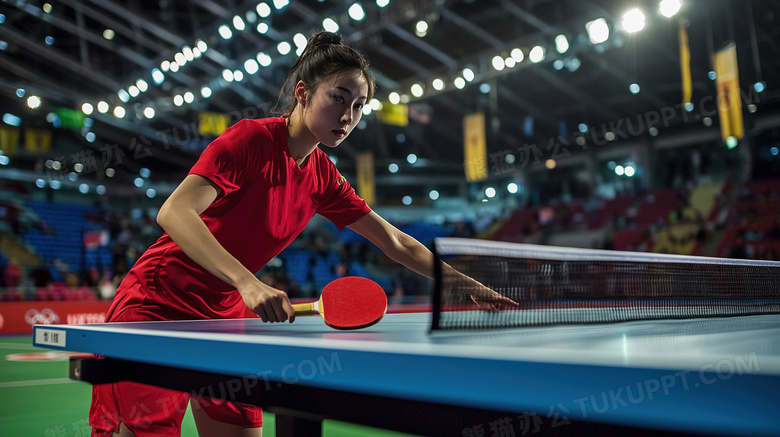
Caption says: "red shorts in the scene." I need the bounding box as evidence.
[89,275,262,436]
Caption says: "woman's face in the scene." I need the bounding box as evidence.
[299,72,368,148]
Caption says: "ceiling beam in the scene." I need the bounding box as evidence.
[439,8,504,50]
[386,23,458,70]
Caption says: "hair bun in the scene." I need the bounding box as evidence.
[310,31,342,47]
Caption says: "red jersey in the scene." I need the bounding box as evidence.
[108,117,371,321]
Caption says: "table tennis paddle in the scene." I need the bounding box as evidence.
[292,277,387,330]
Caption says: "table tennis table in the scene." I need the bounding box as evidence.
[33,312,780,436]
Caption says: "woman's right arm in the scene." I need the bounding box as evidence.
[156,174,295,323]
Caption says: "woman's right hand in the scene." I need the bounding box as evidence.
[238,280,296,323]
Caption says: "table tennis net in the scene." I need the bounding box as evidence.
[432,237,780,330]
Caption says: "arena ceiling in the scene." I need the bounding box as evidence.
[1,0,779,199]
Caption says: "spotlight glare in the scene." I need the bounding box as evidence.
[621,8,646,33]
[660,0,682,18]
[27,95,42,109]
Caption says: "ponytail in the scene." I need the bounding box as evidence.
[275,31,375,114]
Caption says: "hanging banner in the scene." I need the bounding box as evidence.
[679,18,692,106]
[24,128,52,154]
[463,112,488,182]
[0,126,20,156]
[198,112,230,137]
[356,152,375,206]
[712,42,744,143]
[377,103,408,127]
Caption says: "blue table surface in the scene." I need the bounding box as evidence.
[34,312,780,436]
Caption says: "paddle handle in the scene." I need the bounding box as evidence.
[291,301,318,317]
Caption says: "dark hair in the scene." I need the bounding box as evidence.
[276,31,375,114]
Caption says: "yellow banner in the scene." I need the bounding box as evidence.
[0,126,20,156]
[377,103,408,127]
[356,152,375,206]
[713,43,744,143]
[198,112,230,136]
[24,128,52,154]
[463,112,488,182]
[679,18,692,105]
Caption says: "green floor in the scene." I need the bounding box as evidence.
[0,336,414,437]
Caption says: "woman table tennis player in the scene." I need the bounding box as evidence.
[90,31,515,436]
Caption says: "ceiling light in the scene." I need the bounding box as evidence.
[388,92,400,104]
[454,77,466,89]
[529,46,545,63]
[256,52,272,67]
[621,9,646,33]
[348,3,365,21]
[136,79,148,92]
[256,2,271,17]
[415,21,428,37]
[511,48,524,63]
[151,69,164,85]
[277,41,291,55]
[410,83,424,97]
[491,55,505,71]
[182,46,194,61]
[293,33,307,48]
[201,87,212,98]
[322,18,339,32]
[233,15,246,31]
[97,101,109,113]
[586,18,609,44]
[244,59,259,74]
[117,89,130,102]
[81,103,93,115]
[113,106,125,118]
[218,25,233,40]
[659,0,682,18]
[555,34,569,53]
[432,78,444,90]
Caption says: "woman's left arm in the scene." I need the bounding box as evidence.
[347,212,518,310]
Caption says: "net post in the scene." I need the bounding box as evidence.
[431,238,443,331]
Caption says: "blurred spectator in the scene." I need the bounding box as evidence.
[5,259,21,289]
[99,268,117,300]
[29,265,52,288]
[729,237,748,259]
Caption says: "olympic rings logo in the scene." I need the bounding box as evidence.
[25,309,60,325]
